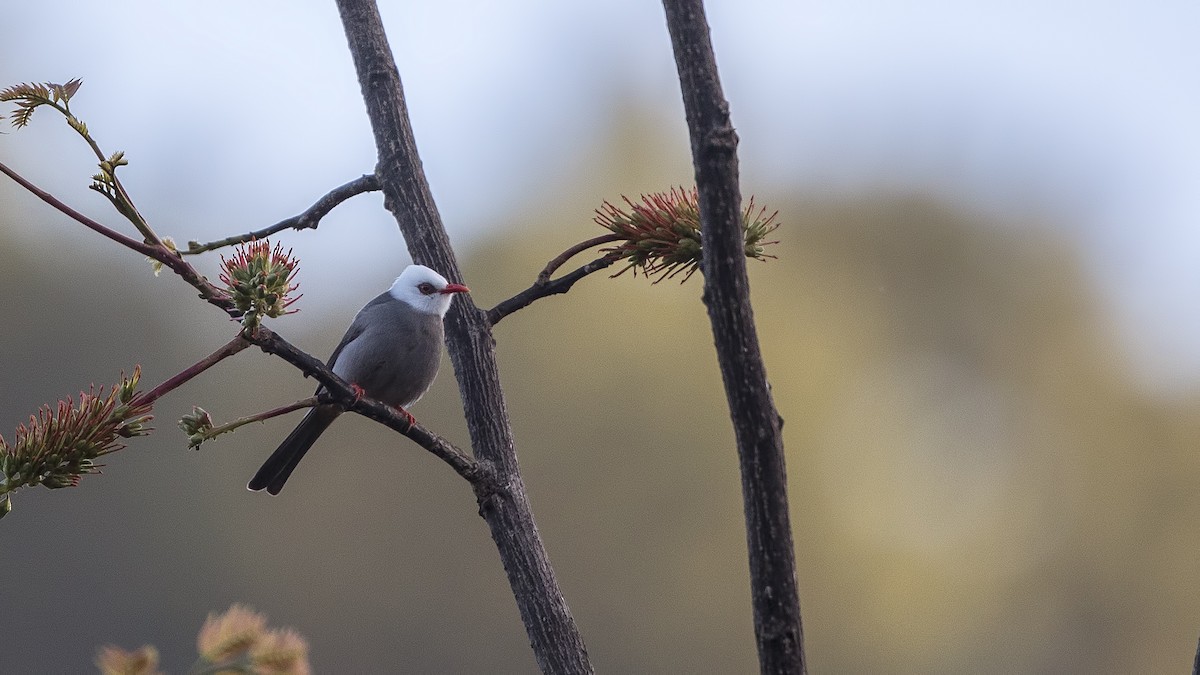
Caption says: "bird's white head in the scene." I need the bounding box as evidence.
[388,264,470,317]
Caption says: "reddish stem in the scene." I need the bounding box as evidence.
[0,161,236,312]
[135,337,251,406]
[0,160,159,256]
[537,234,622,283]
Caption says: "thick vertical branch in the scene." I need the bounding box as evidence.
[661,1,806,673]
[332,1,592,673]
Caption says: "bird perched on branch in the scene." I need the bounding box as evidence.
[248,264,469,495]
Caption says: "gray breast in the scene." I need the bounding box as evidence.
[329,293,445,409]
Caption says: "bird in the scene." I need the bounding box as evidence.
[248,264,470,495]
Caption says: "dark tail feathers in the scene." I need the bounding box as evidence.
[248,405,340,495]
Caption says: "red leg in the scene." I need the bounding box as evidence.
[348,384,413,426]
[393,405,416,427]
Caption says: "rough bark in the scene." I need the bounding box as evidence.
[661,0,807,672]
[333,1,592,672]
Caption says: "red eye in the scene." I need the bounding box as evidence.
[417,282,436,295]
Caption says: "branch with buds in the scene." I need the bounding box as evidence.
[219,240,302,329]
[0,369,151,518]
[596,186,779,282]
[0,81,774,514]
[0,80,484,517]
[1,80,159,244]
[487,187,780,326]
[181,398,319,450]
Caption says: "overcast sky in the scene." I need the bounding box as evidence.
[3,1,1199,390]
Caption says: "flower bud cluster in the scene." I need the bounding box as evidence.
[595,187,778,283]
[219,240,301,328]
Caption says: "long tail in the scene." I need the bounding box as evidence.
[248,405,340,495]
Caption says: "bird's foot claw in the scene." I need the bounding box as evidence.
[393,406,416,427]
[349,383,366,403]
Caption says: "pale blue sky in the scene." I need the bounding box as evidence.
[3,1,1199,389]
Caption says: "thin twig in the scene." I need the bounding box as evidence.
[20,95,160,245]
[195,396,321,446]
[134,336,252,406]
[185,174,381,254]
[55,98,158,244]
[486,256,615,327]
[484,233,621,327]
[80,134,158,245]
[536,234,621,283]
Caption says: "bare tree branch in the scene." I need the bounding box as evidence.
[662,0,806,672]
[190,396,321,447]
[537,234,621,282]
[334,0,593,672]
[184,174,381,254]
[135,336,252,406]
[486,234,621,326]
[487,256,614,327]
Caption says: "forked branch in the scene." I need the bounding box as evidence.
[486,234,621,326]
[487,257,614,327]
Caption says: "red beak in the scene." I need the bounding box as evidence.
[440,283,470,294]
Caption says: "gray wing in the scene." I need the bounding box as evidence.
[318,291,392,392]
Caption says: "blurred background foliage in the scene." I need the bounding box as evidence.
[3,107,1200,673]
